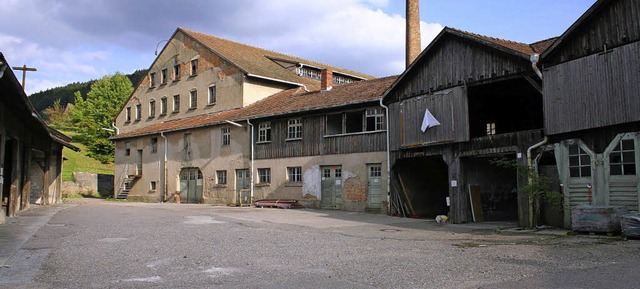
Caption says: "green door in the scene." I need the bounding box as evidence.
[179,168,203,203]
[321,166,342,209]
[236,169,250,205]
[367,164,383,209]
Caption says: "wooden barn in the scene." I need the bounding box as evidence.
[540,0,640,228]
[382,28,556,225]
[0,52,77,223]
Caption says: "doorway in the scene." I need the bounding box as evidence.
[179,168,203,203]
[367,164,383,209]
[321,166,343,209]
[235,169,250,205]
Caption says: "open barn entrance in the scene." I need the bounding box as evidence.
[393,156,449,218]
[463,155,518,222]
[467,78,543,138]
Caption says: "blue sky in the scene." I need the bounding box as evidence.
[0,0,595,96]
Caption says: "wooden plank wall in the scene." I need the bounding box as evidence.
[544,0,640,66]
[254,112,386,160]
[543,41,640,135]
[388,35,531,102]
[390,86,469,150]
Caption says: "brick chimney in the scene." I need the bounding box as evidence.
[406,0,421,68]
[321,68,333,91]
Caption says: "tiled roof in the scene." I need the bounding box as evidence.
[448,27,558,56]
[112,76,397,140]
[180,28,374,89]
[530,37,559,54]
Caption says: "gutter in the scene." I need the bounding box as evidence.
[530,54,543,79]
[246,73,305,87]
[379,98,391,213]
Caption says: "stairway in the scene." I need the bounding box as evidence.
[116,177,136,200]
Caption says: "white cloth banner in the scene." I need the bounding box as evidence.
[421,108,441,132]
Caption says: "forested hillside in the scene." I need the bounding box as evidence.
[29,69,147,115]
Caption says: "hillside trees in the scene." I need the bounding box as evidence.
[69,73,133,163]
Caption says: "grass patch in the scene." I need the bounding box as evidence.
[61,130,114,181]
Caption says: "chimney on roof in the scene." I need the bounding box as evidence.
[321,68,333,91]
[406,0,421,68]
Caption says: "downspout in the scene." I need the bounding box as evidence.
[379,98,391,214]
[530,54,543,79]
[526,136,549,227]
[111,122,120,135]
[246,119,255,203]
[160,131,168,203]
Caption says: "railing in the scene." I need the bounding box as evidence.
[114,163,129,199]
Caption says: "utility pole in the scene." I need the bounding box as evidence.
[12,64,37,91]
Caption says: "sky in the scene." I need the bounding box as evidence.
[0,0,596,96]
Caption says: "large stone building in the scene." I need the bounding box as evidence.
[112,28,393,212]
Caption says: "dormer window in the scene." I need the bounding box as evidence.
[333,74,355,85]
[296,67,321,80]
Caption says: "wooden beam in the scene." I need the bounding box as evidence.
[523,75,542,94]
[11,64,37,91]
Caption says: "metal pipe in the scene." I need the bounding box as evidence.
[111,122,120,135]
[526,135,548,227]
[160,131,168,202]
[379,98,392,213]
[225,120,244,127]
[530,54,543,79]
[246,119,255,203]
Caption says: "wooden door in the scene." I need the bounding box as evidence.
[321,166,342,209]
[367,164,383,209]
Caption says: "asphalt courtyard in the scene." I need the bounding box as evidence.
[1,199,639,289]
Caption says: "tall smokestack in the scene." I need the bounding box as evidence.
[406,0,421,68]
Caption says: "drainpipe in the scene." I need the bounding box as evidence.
[111,122,120,135]
[530,54,543,79]
[246,119,255,203]
[160,131,168,202]
[379,98,391,213]
[526,136,548,227]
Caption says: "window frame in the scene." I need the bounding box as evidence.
[151,137,158,153]
[189,89,197,109]
[190,59,198,76]
[221,127,231,146]
[569,143,592,178]
[135,104,142,121]
[208,85,217,105]
[125,107,131,122]
[257,168,271,184]
[287,118,302,140]
[149,72,156,87]
[610,138,636,176]
[149,100,156,118]
[173,64,181,81]
[160,97,167,115]
[365,108,385,131]
[287,167,302,183]
[216,170,227,185]
[257,122,272,143]
[161,68,168,85]
[150,181,157,191]
[125,141,131,156]
[172,95,180,113]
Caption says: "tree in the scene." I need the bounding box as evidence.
[69,73,133,163]
[43,99,72,129]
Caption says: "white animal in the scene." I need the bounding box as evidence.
[435,215,449,224]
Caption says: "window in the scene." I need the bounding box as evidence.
[125,107,131,122]
[365,108,385,131]
[287,167,302,183]
[258,168,271,184]
[610,139,636,176]
[190,59,198,76]
[335,168,342,178]
[486,123,496,135]
[173,95,180,112]
[287,119,302,140]
[150,181,157,191]
[151,137,158,153]
[221,127,230,146]
[161,69,168,84]
[208,85,217,105]
[125,142,131,156]
[326,114,343,135]
[369,164,382,177]
[334,74,355,85]
[345,111,364,133]
[296,67,321,80]
[183,133,192,161]
[135,104,142,120]
[216,170,227,185]
[569,143,591,178]
[189,89,197,109]
[258,122,271,143]
[149,100,156,118]
[174,64,181,80]
[150,72,156,87]
[160,97,167,115]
